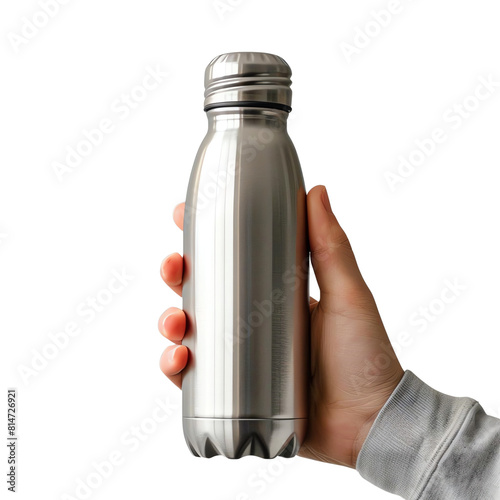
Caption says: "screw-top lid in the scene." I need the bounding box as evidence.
[204,52,292,112]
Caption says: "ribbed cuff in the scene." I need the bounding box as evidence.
[356,370,476,499]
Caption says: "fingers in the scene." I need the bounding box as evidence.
[158,203,187,389]
[160,253,183,296]
[307,185,370,308]
[158,307,186,343]
[161,202,185,296]
[173,203,185,230]
[159,345,188,389]
[158,307,188,388]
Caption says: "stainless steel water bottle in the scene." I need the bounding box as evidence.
[182,52,309,459]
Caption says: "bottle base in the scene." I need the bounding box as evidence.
[183,417,307,459]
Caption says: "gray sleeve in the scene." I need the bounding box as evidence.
[356,370,500,499]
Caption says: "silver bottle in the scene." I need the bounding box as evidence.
[182,52,309,459]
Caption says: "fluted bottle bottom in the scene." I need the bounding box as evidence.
[183,417,307,459]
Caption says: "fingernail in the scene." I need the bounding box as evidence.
[163,311,185,341]
[168,346,179,363]
[164,253,175,265]
[321,187,333,214]
[160,310,173,331]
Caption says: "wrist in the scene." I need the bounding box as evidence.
[351,410,381,468]
[351,370,405,468]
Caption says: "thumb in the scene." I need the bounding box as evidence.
[307,185,370,308]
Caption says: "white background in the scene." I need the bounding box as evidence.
[1,0,500,499]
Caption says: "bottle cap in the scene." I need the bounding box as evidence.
[204,52,292,112]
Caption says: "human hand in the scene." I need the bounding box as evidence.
[158,185,404,468]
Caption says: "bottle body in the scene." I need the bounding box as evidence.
[182,107,309,459]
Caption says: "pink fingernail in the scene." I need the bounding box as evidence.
[321,187,333,214]
[168,346,179,362]
[162,310,174,329]
[164,253,175,265]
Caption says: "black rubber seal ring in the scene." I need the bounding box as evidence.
[204,101,292,113]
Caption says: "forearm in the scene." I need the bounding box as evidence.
[356,370,500,499]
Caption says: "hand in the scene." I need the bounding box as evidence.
[158,185,404,468]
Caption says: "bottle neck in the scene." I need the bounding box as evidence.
[206,107,289,132]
